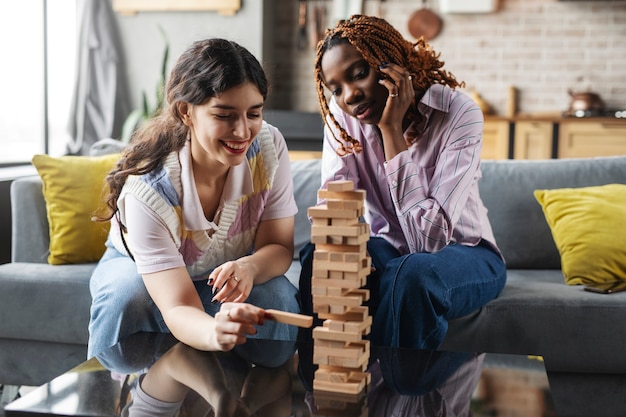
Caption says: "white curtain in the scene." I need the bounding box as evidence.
[67,0,130,155]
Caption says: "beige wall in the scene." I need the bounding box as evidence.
[268,0,626,116]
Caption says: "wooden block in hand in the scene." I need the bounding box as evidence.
[265,309,313,328]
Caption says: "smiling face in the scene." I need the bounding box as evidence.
[184,82,264,169]
[320,42,389,125]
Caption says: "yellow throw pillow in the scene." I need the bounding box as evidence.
[534,184,626,285]
[32,153,121,265]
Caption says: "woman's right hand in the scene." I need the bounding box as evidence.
[211,302,267,351]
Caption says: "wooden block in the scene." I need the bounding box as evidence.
[316,243,367,255]
[313,292,368,308]
[344,316,373,335]
[312,276,366,290]
[318,189,366,201]
[313,371,370,395]
[327,199,364,210]
[308,205,359,219]
[313,326,363,343]
[326,319,344,332]
[313,250,330,260]
[315,367,349,383]
[317,306,369,322]
[330,217,359,226]
[265,309,313,328]
[311,223,368,238]
[315,341,369,360]
[314,338,348,349]
[327,180,355,192]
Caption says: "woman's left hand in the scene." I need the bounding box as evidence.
[208,260,252,304]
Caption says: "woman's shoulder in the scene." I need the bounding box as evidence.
[422,84,479,116]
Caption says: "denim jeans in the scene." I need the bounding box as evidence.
[88,244,300,359]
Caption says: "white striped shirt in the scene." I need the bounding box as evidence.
[320,84,500,256]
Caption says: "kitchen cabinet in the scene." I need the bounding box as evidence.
[513,121,554,159]
[558,120,626,158]
[481,119,511,160]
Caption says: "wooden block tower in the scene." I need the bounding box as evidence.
[308,180,372,395]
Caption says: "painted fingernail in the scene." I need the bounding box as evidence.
[211,298,219,304]
[208,277,214,285]
[379,62,388,68]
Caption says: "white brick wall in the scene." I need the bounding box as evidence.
[269,0,626,116]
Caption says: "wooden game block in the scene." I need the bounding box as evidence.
[318,306,369,322]
[313,326,363,343]
[313,371,371,395]
[311,217,331,226]
[344,316,373,335]
[315,340,369,360]
[326,319,344,332]
[327,198,364,211]
[313,255,371,273]
[314,250,330,261]
[314,350,368,368]
[316,243,367,256]
[327,286,344,296]
[329,304,349,315]
[308,204,360,220]
[342,262,372,279]
[312,276,366,290]
[311,286,327,296]
[318,189,366,201]
[313,291,368,308]
[265,309,313,328]
[311,224,365,239]
[330,217,359,226]
[315,367,349,383]
[314,338,348,349]
[326,180,355,192]
[313,304,330,314]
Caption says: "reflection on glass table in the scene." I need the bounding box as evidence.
[5,332,554,417]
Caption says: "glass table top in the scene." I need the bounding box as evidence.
[5,332,554,417]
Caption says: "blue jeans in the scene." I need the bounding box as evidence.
[88,244,300,360]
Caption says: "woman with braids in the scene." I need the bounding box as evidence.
[87,38,300,366]
[298,15,507,405]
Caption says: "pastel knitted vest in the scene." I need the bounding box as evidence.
[117,124,279,278]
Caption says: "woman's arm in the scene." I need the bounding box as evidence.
[142,268,265,351]
[209,215,294,303]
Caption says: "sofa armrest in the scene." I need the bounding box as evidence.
[11,176,49,263]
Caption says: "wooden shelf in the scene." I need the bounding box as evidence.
[112,0,241,16]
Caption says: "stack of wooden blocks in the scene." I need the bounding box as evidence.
[308,180,373,396]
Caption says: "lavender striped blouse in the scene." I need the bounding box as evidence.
[320,84,500,257]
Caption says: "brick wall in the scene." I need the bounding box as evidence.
[269,0,626,116]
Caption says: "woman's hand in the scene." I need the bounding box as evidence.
[208,260,253,304]
[377,62,415,159]
[211,302,267,351]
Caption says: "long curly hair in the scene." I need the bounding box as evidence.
[314,14,464,155]
[98,38,268,222]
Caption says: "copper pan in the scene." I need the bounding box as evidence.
[408,1,442,41]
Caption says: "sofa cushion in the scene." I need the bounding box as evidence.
[534,183,626,286]
[442,268,626,374]
[0,262,95,345]
[291,159,321,259]
[479,155,626,269]
[32,153,121,264]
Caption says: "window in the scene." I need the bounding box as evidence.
[0,1,77,165]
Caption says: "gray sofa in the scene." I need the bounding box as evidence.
[1,155,626,416]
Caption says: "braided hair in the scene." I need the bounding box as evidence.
[314,14,464,155]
